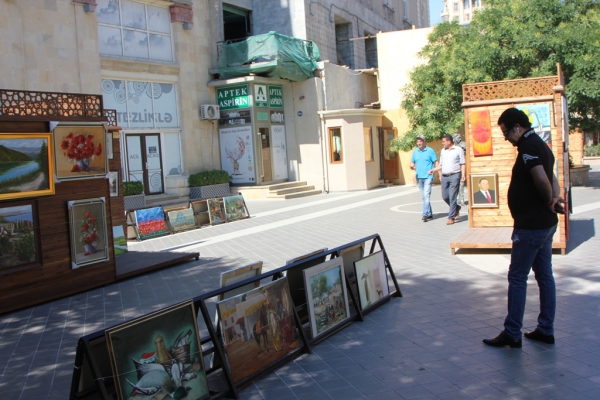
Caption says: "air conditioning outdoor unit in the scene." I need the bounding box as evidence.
[200,104,220,120]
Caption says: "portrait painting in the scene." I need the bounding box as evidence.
[112,225,127,256]
[167,208,196,233]
[68,198,109,269]
[216,277,300,383]
[207,198,225,225]
[470,109,493,156]
[470,173,499,208]
[105,300,209,400]
[303,258,351,339]
[223,195,249,222]
[517,103,552,149]
[0,133,54,201]
[353,251,390,312]
[108,170,119,197]
[0,201,40,272]
[53,125,107,180]
[134,206,169,241]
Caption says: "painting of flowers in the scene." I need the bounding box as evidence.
[134,207,169,241]
[54,125,107,180]
[207,198,225,225]
[0,202,40,272]
[0,133,54,201]
[68,198,108,269]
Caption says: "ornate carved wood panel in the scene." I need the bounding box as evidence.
[463,76,559,103]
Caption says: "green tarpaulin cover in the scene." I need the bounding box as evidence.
[218,31,321,82]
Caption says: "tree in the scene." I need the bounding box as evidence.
[14,230,35,262]
[391,0,600,151]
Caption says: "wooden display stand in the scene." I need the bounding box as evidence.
[451,65,570,255]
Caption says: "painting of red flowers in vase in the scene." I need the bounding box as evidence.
[54,125,107,180]
[68,198,108,269]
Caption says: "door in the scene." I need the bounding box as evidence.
[379,127,399,180]
[126,134,164,195]
[271,125,288,180]
[258,127,272,182]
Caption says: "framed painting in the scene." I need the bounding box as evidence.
[353,251,390,312]
[223,195,249,222]
[53,124,107,180]
[68,198,109,269]
[216,277,300,384]
[105,300,209,400]
[112,225,127,256]
[303,258,351,339]
[517,103,552,149]
[219,261,263,301]
[134,206,169,241]
[338,243,365,301]
[167,207,196,233]
[107,170,119,198]
[470,109,493,156]
[0,133,54,201]
[0,200,41,273]
[284,248,328,323]
[207,198,225,225]
[470,173,499,208]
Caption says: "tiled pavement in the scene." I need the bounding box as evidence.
[1,168,600,399]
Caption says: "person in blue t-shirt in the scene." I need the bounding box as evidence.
[410,135,439,222]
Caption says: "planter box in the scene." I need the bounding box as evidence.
[124,194,146,210]
[570,164,591,186]
[189,183,231,200]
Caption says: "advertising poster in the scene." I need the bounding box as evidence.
[219,126,255,184]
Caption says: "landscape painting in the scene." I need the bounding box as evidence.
[353,251,389,311]
[134,207,169,241]
[207,198,225,225]
[216,277,300,383]
[53,125,107,180]
[112,225,127,256]
[0,202,39,271]
[303,258,350,338]
[0,134,54,201]
[167,208,196,233]
[105,300,209,400]
[108,170,119,197]
[68,198,109,269]
[224,195,248,222]
[516,103,552,149]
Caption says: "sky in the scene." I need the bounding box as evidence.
[429,0,444,26]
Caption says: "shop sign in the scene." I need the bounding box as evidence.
[219,110,252,126]
[270,110,284,124]
[217,84,250,110]
[254,85,268,108]
[268,85,283,108]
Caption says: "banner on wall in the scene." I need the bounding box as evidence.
[219,126,255,183]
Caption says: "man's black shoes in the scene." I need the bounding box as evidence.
[422,215,433,222]
[524,329,555,344]
[483,331,522,348]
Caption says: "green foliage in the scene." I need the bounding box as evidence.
[14,230,35,262]
[188,170,231,187]
[585,143,600,156]
[0,167,41,192]
[393,0,600,151]
[0,145,32,162]
[123,181,144,196]
[317,275,329,297]
[38,141,49,181]
[0,236,12,257]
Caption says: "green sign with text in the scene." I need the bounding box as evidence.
[217,84,250,110]
[268,85,283,108]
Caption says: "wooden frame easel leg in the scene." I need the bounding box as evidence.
[376,236,403,297]
[83,339,111,399]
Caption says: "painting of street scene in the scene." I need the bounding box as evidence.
[0,203,38,270]
[105,301,209,400]
[0,134,54,201]
[216,277,300,383]
[353,251,389,311]
[224,195,248,221]
[304,258,350,338]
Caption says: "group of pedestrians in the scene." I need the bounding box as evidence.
[410,133,465,225]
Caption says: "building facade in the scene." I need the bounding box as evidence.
[440,0,483,24]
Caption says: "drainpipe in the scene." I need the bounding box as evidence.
[319,67,330,193]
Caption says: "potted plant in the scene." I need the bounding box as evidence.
[570,154,591,186]
[123,181,146,210]
[188,170,231,200]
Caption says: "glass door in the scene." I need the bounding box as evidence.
[258,127,272,182]
[126,134,164,195]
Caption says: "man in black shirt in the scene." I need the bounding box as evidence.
[483,108,565,348]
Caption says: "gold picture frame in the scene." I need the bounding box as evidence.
[53,124,107,180]
[0,133,55,201]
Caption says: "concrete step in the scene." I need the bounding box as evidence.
[145,194,189,209]
[268,184,315,196]
[265,181,308,190]
[266,189,322,199]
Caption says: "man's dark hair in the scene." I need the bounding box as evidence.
[479,178,489,185]
[442,134,454,142]
[497,108,532,130]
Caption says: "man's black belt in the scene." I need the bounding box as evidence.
[442,172,460,177]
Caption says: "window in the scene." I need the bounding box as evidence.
[364,127,374,162]
[97,0,173,62]
[453,16,460,22]
[463,0,470,9]
[102,79,179,129]
[335,21,354,68]
[364,31,378,68]
[453,2,459,11]
[329,128,343,163]
[474,0,480,7]
[466,13,470,21]
[163,132,182,176]
[223,4,252,41]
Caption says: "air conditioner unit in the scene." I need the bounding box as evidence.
[200,104,220,120]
